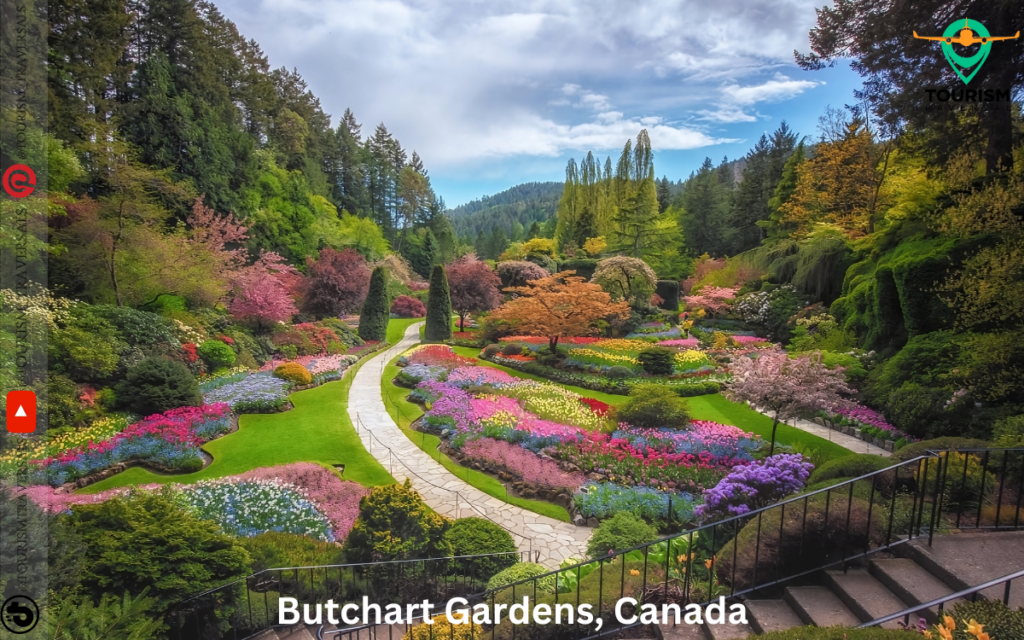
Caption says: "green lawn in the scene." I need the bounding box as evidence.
[79,321,431,494]
[381,356,571,522]
[451,345,851,462]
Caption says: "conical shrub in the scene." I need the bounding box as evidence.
[424,265,452,342]
[358,266,389,342]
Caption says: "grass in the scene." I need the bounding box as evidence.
[381,356,571,522]
[451,346,851,463]
[78,322,431,494]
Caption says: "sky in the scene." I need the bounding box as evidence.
[215,0,865,207]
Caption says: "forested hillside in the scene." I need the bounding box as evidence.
[449,182,562,252]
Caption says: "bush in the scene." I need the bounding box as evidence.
[637,347,674,375]
[197,339,236,369]
[117,357,201,416]
[403,618,482,640]
[616,384,690,429]
[424,265,453,342]
[586,511,658,558]
[242,531,345,574]
[501,342,523,356]
[945,600,1024,640]
[486,562,555,594]
[273,362,312,386]
[359,266,390,342]
[483,344,502,358]
[443,517,518,581]
[892,437,992,462]
[343,479,452,562]
[391,295,426,318]
[808,454,892,487]
[655,280,680,311]
[717,491,885,590]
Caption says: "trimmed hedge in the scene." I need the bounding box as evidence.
[358,267,390,342]
[655,280,680,311]
[198,340,236,369]
[273,363,312,386]
[807,453,892,486]
[556,258,598,281]
[424,265,452,342]
[486,562,555,593]
[443,517,518,581]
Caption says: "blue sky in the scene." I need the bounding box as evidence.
[215,0,865,207]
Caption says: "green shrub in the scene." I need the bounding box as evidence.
[993,415,1024,447]
[443,517,518,580]
[884,381,961,439]
[501,342,523,356]
[358,267,390,342]
[808,454,892,486]
[637,347,674,375]
[197,339,236,369]
[242,531,345,573]
[485,562,555,594]
[717,492,885,590]
[273,362,312,386]
[91,305,180,347]
[655,280,680,311]
[117,357,200,416]
[892,437,992,462]
[424,265,453,342]
[483,344,502,358]
[606,365,632,379]
[557,258,598,281]
[946,597,1024,639]
[586,511,658,558]
[616,383,690,430]
[344,479,452,562]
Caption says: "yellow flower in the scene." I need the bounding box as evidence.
[963,619,984,637]
[676,555,685,564]
[705,556,716,569]
[944,615,956,631]
[629,569,640,576]
[922,631,932,639]
[937,625,953,640]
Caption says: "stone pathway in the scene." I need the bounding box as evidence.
[347,322,591,568]
[751,406,891,457]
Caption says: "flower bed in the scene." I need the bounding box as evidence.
[182,478,336,541]
[400,344,478,369]
[498,336,602,346]
[19,462,366,542]
[660,338,700,348]
[0,415,130,477]
[445,366,518,388]
[28,404,233,486]
[826,406,916,445]
[260,353,359,384]
[694,453,813,522]
[576,482,695,522]
[460,438,584,490]
[202,373,292,413]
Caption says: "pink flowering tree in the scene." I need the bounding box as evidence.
[685,286,739,319]
[726,351,854,454]
[229,251,300,333]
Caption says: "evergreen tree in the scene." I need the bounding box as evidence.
[729,122,798,253]
[487,227,509,259]
[656,176,671,213]
[679,158,731,257]
[358,267,390,342]
[527,222,541,240]
[762,142,806,239]
[424,265,452,342]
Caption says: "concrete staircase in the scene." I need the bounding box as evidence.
[247,622,408,640]
[660,531,1024,640]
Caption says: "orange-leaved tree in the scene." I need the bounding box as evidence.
[489,271,630,351]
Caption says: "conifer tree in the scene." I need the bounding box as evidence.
[358,267,390,342]
[424,265,452,342]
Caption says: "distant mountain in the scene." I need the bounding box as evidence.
[448,182,563,239]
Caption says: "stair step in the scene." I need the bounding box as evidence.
[900,532,1024,609]
[784,586,861,628]
[658,623,704,640]
[247,630,281,640]
[701,619,753,640]
[870,558,960,624]
[824,569,912,629]
[281,626,317,640]
[744,599,803,634]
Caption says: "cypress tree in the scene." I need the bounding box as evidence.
[359,267,389,342]
[424,265,452,342]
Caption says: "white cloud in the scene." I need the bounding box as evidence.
[215,0,826,170]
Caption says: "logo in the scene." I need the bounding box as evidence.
[6,390,37,433]
[1,595,39,634]
[1,164,36,198]
[914,19,1020,84]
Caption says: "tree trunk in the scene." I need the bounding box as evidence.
[549,335,559,352]
[459,313,465,331]
[769,414,780,456]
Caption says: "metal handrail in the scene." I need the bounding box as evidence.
[859,567,1024,628]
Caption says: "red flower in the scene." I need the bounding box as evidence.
[218,334,235,345]
[182,343,199,363]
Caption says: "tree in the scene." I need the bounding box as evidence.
[69,488,251,611]
[495,261,549,289]
[425,265,453,342]
[726,351,854,454]
[117,357,201,416]
[489,271,630,351]
[229,252,300,333]
[684,286,739,320]
[591,256,659,306]
[447,254,502,330]
[301,247,371,319]
[678,157,732,257]
[344,480,452,562]
[583,236,607,257]
[358,267,390,342]
[797,0,1023,174]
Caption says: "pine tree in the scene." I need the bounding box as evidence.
[527,222,541,240]
[762,142,806,239]
[656,177,671,213]
[358,267,390,342]
[424,265,452,342]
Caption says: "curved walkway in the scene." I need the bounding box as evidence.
[751,406,891,457]
[347,322,591,568]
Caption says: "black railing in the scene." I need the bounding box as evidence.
[167,552,530,640]
[859,567,1024,629]
[169,447,1024,640]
